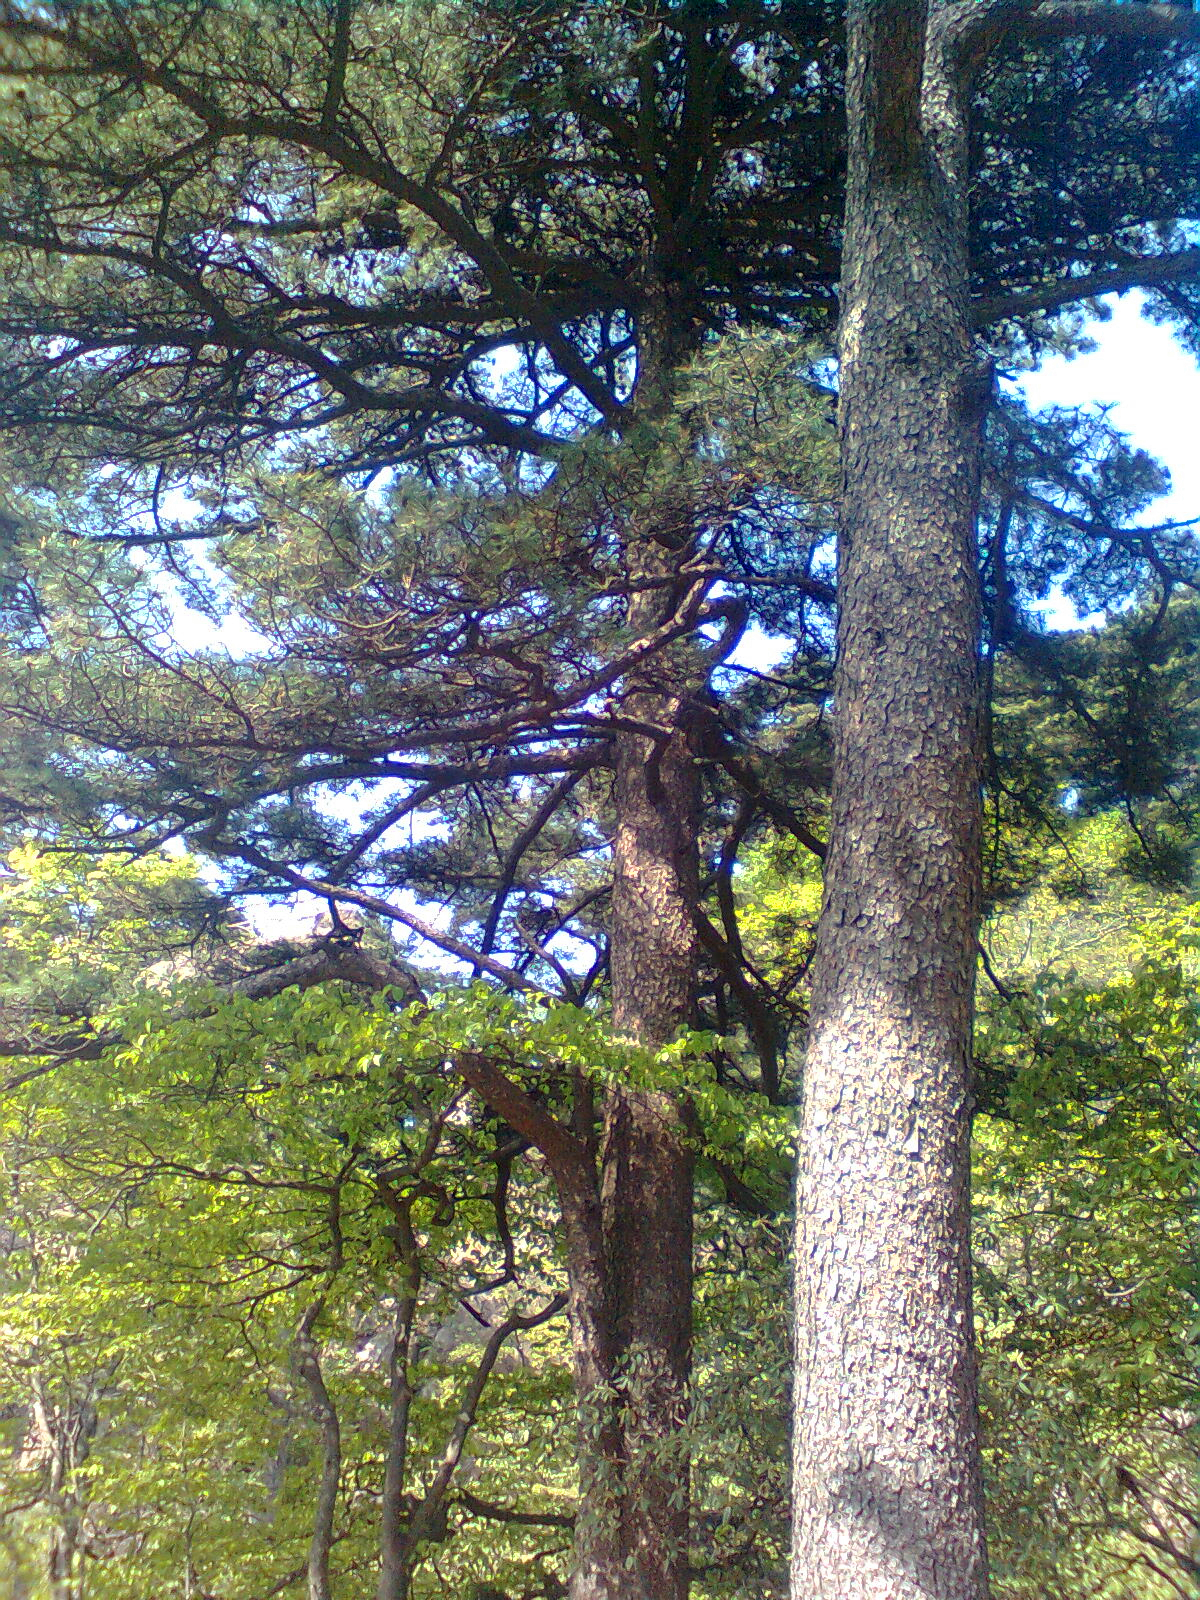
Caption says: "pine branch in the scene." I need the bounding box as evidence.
[1020,2,1200,47]
[940,0,1200,77]
[975,249,1200,326]
[220,840,545,994]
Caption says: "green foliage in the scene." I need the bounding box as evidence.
[733,835,823,999]
[697,807,1200,1600]
[0,845,798,1598]
[991,597,1200,897]
[1,976,581,1598]
[976,848,1199,1598]
[689,1211,791,1597]
[0,843,222,1020]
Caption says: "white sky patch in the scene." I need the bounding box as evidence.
[1022,293,1200,519]
[311,780,450,855]
[1019,292,1200,628]
[237,888,329,941]
[127,484,275,658]
[723,619,794,676]
[134,554,275,657]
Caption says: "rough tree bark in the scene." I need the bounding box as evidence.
[566,339,701,1598]
[791,5,1200,1592]
[580,638,698,1600]
[791,5,991,1598]
[451,428,702,1600]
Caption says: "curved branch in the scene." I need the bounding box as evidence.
[939,0,1200,83]
[410,1291,569,1547]
[211,840,545,994]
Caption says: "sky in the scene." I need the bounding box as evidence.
[1021,291,1200,549]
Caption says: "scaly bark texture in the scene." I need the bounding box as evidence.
[564,295,701,1600]
[567,587,698,1600]
[791,5,990,1599]
[455,505,700,1600]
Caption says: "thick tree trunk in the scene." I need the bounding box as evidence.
[791,6,990,1599]
[566,641,698,1600]
[605,694,696,1596]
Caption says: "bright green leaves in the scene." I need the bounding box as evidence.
[3,932,786,1599]
[0,843,222,1023]
[0,971,577,1597]
[975,906,1200,1599]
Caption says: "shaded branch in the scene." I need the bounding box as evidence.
[692,905,783,1104]
[456,1489,575,1531]
[940,0,1200,79]
[410,1292,569,1546]
[455,1050,590,1191]
[975,249,1200,328]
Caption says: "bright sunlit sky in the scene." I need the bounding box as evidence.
[1026,294,1200,516]
[1022,291,1200,606]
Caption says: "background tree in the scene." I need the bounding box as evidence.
[0,848,576,1600]
[0,9,849,1585]
[0,595,1197,1598]
[976,816,1200,1600]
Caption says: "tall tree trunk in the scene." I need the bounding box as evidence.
[566,629,698,1600]
[567,303,700,1599]
[460,527,700,1600]
[791,6,990,1599]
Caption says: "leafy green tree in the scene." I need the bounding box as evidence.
[976,818,1199,1600]
[0,849,570,1599]
[0,847,802,1600]
[710,803,1199,1600]
[1,979,577,1600]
